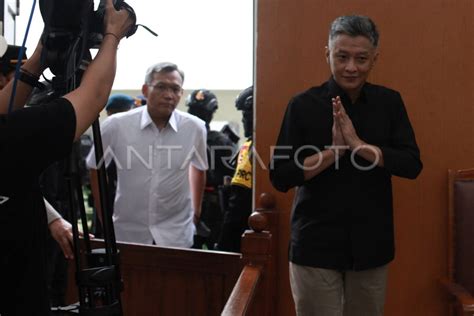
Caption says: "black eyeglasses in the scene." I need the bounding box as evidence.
[148,83,182,95]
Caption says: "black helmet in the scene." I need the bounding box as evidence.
[186,89,218,113]
[235,86,253,112]
[186,89,218,126]
[235,86,253,138]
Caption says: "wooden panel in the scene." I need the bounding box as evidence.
[67,241,242,316]
[255,0,474,315]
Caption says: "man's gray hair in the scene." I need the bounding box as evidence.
[328,15,379,48]
[144,62,185,85]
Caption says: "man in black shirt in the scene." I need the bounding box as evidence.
[0,1,133,314]
[270,15,422,316]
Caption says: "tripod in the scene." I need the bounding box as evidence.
[41,27,123,316]
[38,1,155,313]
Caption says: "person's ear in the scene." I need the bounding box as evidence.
[373,51,379,65]
[325,46,330,64]
[141,84,149,97]
[369,49,379,68]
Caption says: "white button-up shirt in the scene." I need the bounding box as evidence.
[86,107,208,248]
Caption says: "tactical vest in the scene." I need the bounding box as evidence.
[231,139,252,189]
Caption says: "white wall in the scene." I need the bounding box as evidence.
[15,0,254,90]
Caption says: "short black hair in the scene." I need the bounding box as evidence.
[329,15,379,48]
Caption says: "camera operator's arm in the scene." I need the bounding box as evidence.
[0,42,46,114]
[64,0,133,141]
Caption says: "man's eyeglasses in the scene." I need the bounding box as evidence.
[148,83,182,95]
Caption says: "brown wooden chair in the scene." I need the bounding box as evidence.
[441,169,474,315]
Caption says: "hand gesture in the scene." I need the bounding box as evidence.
[331,99,346,156]
[332,96,363,150]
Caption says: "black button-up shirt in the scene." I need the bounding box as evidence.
[270,78,422,270]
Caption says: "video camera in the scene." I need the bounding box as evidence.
[39,0,138,79]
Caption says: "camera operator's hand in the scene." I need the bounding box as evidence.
[104,0,134,41]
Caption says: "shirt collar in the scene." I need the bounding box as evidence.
[140,107,178,132]
[327,76,369,103]
[167,111,178,132]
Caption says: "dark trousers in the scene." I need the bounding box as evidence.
[46,233,69,307]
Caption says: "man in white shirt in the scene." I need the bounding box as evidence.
[87,62,208,248]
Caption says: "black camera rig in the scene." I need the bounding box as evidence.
[37,1,156,315]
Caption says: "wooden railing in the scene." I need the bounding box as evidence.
[67,241,242,315]
[66,193,278,315]
[222,192,278,315]
[221,265,263,315]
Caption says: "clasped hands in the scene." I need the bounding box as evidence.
[331,96,364,157]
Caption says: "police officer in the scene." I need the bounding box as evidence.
[186,89,236,249]
[217,86,253,252]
